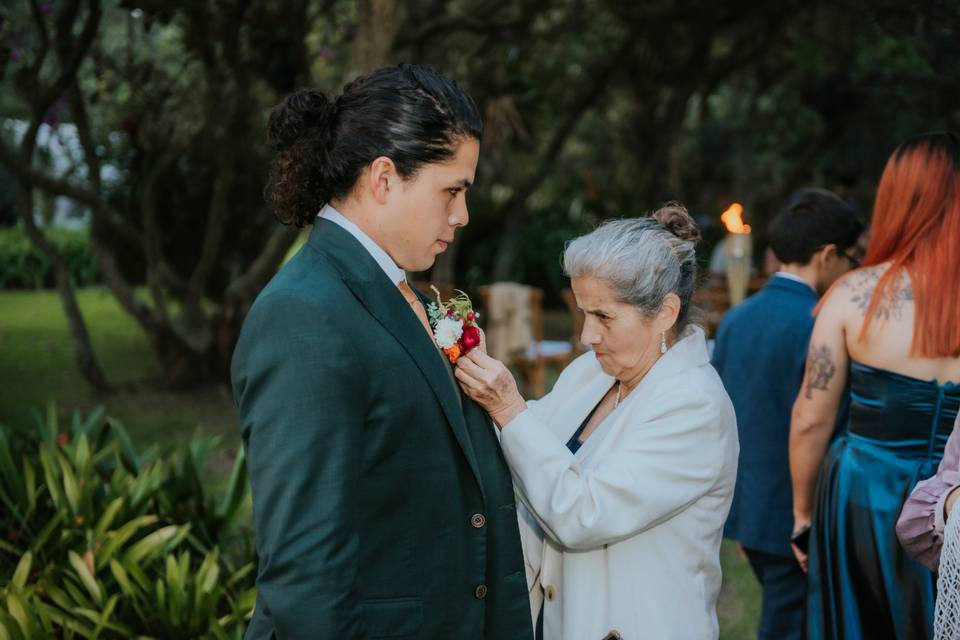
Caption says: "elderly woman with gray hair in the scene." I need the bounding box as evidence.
[455,205,739,640]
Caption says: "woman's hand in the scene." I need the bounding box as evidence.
[791,516,811,573]
[455,349,527,428]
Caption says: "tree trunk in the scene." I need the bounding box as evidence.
[350,0,400,74]
[17,189,110,392]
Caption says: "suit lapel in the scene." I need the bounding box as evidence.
[308,220,486,498]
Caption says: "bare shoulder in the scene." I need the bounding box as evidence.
[828,264,914,321]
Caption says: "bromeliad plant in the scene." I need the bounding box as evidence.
[0,404,256,639]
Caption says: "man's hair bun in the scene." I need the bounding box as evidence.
[267,88,336,152]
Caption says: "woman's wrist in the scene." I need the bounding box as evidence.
[490,396,527,430]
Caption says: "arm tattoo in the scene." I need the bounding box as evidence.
[805,343,837,399]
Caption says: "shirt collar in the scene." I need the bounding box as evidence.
[318,204,406,286]
[774,271,817,294]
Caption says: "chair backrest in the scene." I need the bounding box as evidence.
[478,282,541,361]
[691,273,771,336]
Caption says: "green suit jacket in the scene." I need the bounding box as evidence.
[231,219,533,640]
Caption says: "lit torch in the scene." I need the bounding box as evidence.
[721,202,752,306]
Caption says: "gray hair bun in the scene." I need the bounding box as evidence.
[652,203,701,245]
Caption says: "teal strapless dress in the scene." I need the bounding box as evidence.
[807,361,960,640]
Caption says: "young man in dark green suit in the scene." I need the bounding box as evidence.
[231,66,533,639]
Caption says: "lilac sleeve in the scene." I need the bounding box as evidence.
[897,414,960,572]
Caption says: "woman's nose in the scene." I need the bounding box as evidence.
[580,319,601,345]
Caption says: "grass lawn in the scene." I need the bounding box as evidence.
[0,288,239,449]
[0,288,761,638]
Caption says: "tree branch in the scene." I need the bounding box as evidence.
[37,0,101,125]
[225,224,299,303]
[141,148,180,325]
[491,37,631,279]
[0,136,143,246]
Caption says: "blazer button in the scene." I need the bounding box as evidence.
[544,585,557,601]
[602,631,623,640]
[474,584,488,600]
[470,513,486,528]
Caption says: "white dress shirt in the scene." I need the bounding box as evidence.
[774,270,816,293]
[318,204,406,285]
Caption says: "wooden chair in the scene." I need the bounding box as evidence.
[692,274,770,337]
[479,284,576,398]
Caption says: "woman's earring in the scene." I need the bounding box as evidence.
[660,333,667,354]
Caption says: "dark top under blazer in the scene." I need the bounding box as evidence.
[231,219,533,640]
[712,275,819,558]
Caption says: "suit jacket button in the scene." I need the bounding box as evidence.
[544,585,557,601]
[474,584,487,600]
[471,513,486,528]
[602,631,623,640]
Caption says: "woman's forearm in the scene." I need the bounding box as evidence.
[789,404,834,523]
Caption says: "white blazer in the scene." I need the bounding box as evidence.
[499,326,739,640]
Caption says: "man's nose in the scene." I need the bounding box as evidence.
[450,195,469,228]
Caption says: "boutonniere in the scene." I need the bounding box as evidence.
[426,286,482,364]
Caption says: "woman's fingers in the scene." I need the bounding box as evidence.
[456,354,491,381]
[454,364,482,389]
[465,348,499,368]
[791,544,809,574]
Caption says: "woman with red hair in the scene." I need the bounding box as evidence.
[789,132,960,640]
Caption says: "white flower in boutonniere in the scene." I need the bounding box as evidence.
[426,286,482,363]
[433,317,463,350]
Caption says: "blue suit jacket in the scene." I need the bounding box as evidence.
[711,275,820,557]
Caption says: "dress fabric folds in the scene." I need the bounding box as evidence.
[808,361,960,640]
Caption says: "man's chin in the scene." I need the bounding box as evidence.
[404,256,437,274]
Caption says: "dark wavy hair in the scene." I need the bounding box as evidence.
[265,64,483,227]
[767,188,864,265]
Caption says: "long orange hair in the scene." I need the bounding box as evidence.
[859,132,960,357]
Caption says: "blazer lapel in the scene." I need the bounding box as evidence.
[308,220,486,497]
[574,326,711,461]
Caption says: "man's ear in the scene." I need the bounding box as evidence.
[819,243,839,262]
[366,156,398,205]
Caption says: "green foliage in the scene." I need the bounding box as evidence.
[427,289,475,324]
[0,404,255,638]
[0,227,99,290]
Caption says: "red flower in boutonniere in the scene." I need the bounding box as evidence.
[426,287,481,364]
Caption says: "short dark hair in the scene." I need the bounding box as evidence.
[266,64,482,227]
[767,188,864,265]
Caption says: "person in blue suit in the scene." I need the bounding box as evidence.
[712,188,865,640]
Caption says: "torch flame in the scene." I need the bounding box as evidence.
[720,202,751,234]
